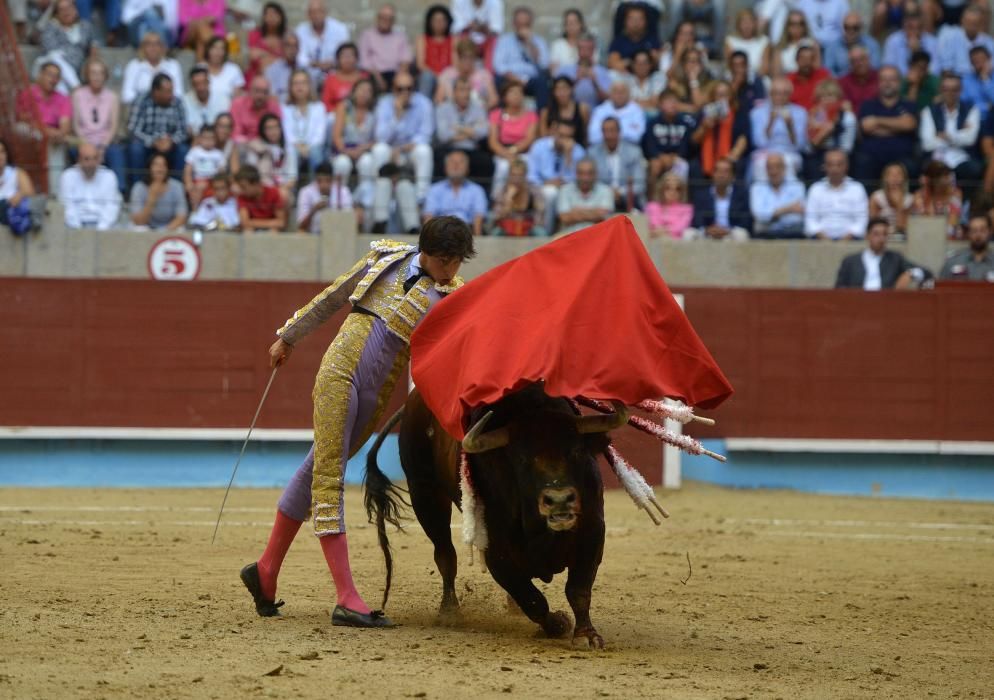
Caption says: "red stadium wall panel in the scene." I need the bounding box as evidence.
[1,279,993,447]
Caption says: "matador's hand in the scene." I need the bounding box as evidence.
[269,338,293,367]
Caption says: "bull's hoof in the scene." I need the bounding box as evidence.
[436,600,462,626]
[572,626,605,650]
[542,610,572,638]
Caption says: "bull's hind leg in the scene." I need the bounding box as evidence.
[409,483,459,616]
[487,555,571,639]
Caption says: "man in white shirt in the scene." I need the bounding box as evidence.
[59,142,122,230]
[121,31,184,105]
[919,72,983,187]
[556,158,614,234]
[295,0,349,86]
[183,66,227,136]
[749,153,806,238]
[587,81,646,146]
[451,0,503,37]
[804,149,868,240]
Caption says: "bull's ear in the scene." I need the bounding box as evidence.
[583,432,611,455]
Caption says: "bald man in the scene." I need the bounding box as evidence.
[60,143,122,230]
[295,0,350,85]
[230,76,283,143]
[587,81,646,146]
[823,11,881,76]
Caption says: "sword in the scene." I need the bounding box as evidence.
[211,365,279,544]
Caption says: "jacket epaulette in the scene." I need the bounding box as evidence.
[370,239,417,255]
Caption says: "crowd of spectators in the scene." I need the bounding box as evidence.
[3,0,994,273]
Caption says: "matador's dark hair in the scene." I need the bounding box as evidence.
[418,215,476,261]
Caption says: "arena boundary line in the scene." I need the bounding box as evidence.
[725,438,994,456]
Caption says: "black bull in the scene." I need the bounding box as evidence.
[364,383,628,648]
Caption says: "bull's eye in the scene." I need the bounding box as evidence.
[542,496,554,507]
[565,492,576,504]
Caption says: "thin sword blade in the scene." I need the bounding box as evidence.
[211,365,279,544]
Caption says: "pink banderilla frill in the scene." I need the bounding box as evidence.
[573,396,726,525]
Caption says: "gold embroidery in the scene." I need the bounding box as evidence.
[370,238,417,255]
[353,345,410,453]
[310,312,374,535]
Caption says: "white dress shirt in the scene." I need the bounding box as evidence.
[59,166,122,230]
[861,248,883,291]
[919,103,981,169]
[121,58,184,105]
[295,19,349,74]
[749,179,806,233]
[804,176,869,239]
[451,0,504,35]
[281,101,328,151]
[587,100,646,145]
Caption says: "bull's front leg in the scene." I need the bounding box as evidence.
[486,551,572,639]
[565,520,605,649]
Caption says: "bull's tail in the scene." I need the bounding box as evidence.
[363,407,408,610]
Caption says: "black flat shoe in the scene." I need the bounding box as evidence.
[240,562,284,617]
[331,605,396,628]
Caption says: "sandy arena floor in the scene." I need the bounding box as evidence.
[2,482,993,700]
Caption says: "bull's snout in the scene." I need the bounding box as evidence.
[538,487,580,531]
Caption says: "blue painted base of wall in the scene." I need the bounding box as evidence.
[684,440,994,502]
[0,437,403,488]
[2,438,992,502]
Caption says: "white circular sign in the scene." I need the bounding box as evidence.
[148,236,201,281]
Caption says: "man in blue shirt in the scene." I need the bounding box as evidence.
[935,7,994,78]
[422,150,488,236]
[882,10,938,76]
[527,119,586,232]
[962,46,994,121]
[854,65,920,182]
[493,7,550,109]
[371,71,434,199]
[822,11,881,76]
[556,34,612,109]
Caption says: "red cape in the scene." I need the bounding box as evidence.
[410,217,734,439]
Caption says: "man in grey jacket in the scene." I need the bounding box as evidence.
[586,117,646,211]
[835,217,931,289]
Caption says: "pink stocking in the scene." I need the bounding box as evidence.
[319,533,371,614]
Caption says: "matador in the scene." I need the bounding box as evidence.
[241,216,475,628]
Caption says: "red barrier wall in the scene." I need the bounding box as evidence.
[2,279,993,444]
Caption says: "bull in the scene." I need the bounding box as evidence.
[364,382,628,648]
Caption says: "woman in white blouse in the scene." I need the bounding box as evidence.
[281,69,327,174]
[548,8,585,74]
[626,49,667,116]
[204,36,245,109]
[772,11,820,76]
[724,8,770,78]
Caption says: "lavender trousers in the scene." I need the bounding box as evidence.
[276,314,406,528]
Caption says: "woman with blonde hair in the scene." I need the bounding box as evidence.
[645,172,693,239]
[773,11,821,76]
[724,8,770,78]
[72,57,125,190]
[869,162,913,237]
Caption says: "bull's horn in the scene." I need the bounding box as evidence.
[575,400,629,434]
[462,412,511,453]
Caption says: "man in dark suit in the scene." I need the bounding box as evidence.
[684,157,752,241]
[835,217,932,289]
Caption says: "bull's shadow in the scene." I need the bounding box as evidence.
[366,383,628,649]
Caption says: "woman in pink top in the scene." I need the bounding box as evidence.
[246,2,287,84]
[645,173,693,239]
[179,0,226,61]
[487,79,538,197]
[71,58,126,190]
[321,43,368,113]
